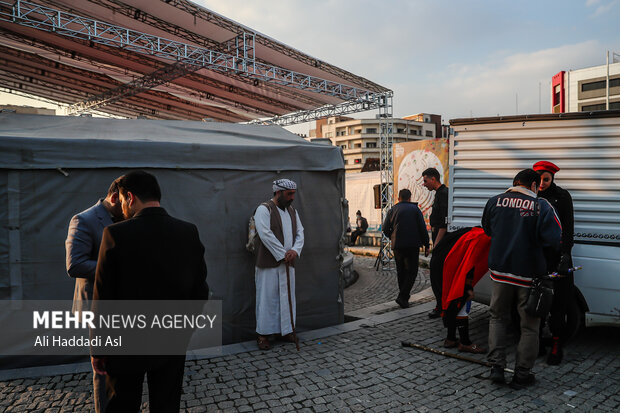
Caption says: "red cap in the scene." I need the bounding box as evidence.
[533,161,560,175]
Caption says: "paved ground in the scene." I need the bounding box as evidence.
[344,255,430,313]
[1,254,619,412]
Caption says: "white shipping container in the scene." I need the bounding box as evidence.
[449,111,620,332]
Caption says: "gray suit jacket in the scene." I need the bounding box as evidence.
[65,199,113,312]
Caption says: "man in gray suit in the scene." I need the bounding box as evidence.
[65,177,123,413]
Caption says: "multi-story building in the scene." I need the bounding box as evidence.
[552,58,620,113]
[309,114,441,173]
[0,105,55,115]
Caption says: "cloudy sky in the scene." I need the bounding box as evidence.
[2,0,619,131]
[201,0,620,126]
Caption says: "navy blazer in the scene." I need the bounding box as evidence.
[65,199,113,313]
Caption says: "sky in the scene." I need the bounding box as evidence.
[2,0,619,132]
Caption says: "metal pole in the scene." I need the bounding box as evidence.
[606,51,610,110]
[401,341,514,374]
[285,263,300,351]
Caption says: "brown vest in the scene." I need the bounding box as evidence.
[256,199,298,268]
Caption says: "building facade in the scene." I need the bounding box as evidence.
[552,60,620,113]
[309,114,441,173]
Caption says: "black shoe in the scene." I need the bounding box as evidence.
[547,338,563,365]
[395,297,409,308]
[510,373,535,389]
[428,308,441,319]
[489,365,505,384]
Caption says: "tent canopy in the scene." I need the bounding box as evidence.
[0,113,346,358]
[0,113,343,171]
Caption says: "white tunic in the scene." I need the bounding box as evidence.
[254,204,304,335]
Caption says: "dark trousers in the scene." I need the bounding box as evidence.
[350,229,366,245]
[105,355,186,413]
[549,274,574,340]
[93,370,108,413]
[488,282,540,372]
[393,247,419,300]
[430,262,443,310]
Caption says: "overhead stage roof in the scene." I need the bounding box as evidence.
[0,0,391,123]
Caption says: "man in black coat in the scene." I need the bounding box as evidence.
[92,171,209,412]
[422,167,449,318]
[383,189,430,308]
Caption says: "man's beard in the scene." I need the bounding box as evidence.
[122,207,135,219]
[277,196,293,209]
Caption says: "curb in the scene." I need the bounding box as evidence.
[0,289,436,381]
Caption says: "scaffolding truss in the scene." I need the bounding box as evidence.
[66,60,201,115]
[0,0,397,265]
[251,91,392,126]
[0,0,376,103]
[375,94,394,271]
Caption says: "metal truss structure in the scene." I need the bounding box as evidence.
[251,91,393,127]
[0,0,396,262]
[375,95,395,271]
[0,1,380,109]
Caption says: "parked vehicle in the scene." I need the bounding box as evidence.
[448,111,620,336]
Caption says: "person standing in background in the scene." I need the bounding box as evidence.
[422,167,449,318]
[65,177,123,413]
[533,160,575,365]
[382,188,430,309]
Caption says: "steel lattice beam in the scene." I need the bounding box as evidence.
[376,94,394,271]
[165,0,386,94]
[249,91,393,126]
[0,0,378,101]
[67,31,256,115]
[66,59,201,114]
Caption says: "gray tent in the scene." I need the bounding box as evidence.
[0,113,346,356]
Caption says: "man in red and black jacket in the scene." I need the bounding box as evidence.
[481,169,561,389]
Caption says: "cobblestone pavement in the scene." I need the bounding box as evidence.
[344,255,431,313]
[1,256,619,412]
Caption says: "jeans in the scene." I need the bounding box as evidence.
[488,281,540,374]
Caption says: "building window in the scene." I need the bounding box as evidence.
[354,158,362,164]
[397,128,406,134]
[354,128,362,134]
[581,78,620,92]
[582,80,606,92]
[425,130,433,137]
[344,159,348,165]
[365,128,377,134]
[366,142,377,148]
[354,143,362,148]
[582,102,620,111]
[581,103,606,111]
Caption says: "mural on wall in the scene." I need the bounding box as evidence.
[393,139,449,229]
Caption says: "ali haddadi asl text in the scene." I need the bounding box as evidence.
[34,335,120,347]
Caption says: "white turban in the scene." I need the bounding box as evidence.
[273,178,297,192]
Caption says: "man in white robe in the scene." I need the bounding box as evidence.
[254,179,304,350]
